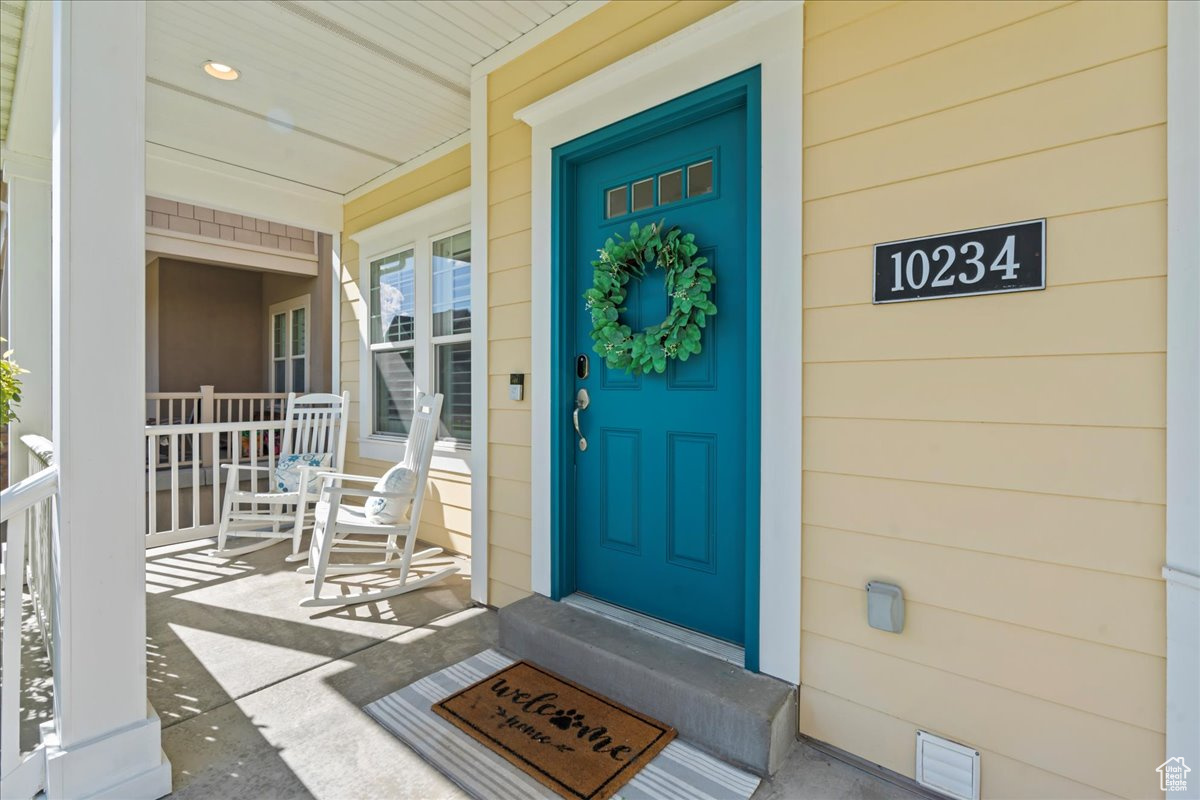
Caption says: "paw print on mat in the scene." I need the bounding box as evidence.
[549,709,585,731]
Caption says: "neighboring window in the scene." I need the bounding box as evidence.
[365,227,471,447]
[269,295,310,394]
[370,249,416,435]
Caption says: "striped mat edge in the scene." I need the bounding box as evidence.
[364,648,761,800]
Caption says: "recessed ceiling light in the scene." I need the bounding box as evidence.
[203,61,239,81]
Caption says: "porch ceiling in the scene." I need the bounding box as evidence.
[146,0,576,195]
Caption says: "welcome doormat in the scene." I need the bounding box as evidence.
[364,649,761,800]
[432,660,675,800]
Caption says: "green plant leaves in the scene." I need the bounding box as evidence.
[582,220,717,376]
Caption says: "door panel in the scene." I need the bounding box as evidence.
[569,100,749,644]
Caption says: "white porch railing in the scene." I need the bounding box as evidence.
[145,418,286,548]
[0,445,59,799]
[146,387,288,428]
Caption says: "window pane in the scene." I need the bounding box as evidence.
[274,360,286,393]
[374,348,415,435]
[432,230,472,337]
[605,186,627,218]
[291,307,306,356]
[370,250,415,344]
[436,341,471,443]
[292,357,305,392]
[658,169,683,205]
[688,160,714,197]
[273,314,286,358]
[631,178,654,212]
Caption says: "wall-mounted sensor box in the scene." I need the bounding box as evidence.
[509,373,524,402]
[866,581,904,633]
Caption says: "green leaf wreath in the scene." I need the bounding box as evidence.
[583,219,716,375]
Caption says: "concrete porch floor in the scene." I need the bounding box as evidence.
[19,538,923,799]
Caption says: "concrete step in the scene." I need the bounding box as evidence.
[498,594,797,776]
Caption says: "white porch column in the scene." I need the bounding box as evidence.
[47,1,169,797]
[1,153,52,481]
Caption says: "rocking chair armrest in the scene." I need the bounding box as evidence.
[321,486,412,502]
[312,471,384,485]
[220,463,274,474]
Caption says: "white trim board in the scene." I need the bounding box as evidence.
[1166,0,1200,783]
[470,1,608,80]
[519,0,804,684]
[468,72,490,605]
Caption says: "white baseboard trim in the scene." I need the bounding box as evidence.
[42,709,170,800]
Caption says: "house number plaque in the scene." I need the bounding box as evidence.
[873,219,1045,304]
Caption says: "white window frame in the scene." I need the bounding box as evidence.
[351,188,472,473]
[268,293,311,394]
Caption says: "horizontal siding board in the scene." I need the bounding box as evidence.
[489,230,533,274]
[489,544,531,590]
[802,525,1165,656]
[489,410,531,446]
[489,579,532,607]
[803,417,1165,503]
[803,1,1067,93]
[804,0,1166,145]
[490,511,533,556]
[804,126,1165,255]
[803,202,1167,309]
[490,478,532,519]
[489,338,531,374]
[798,687,1126,800]
[803,0,897,41]
[489,301,533,341]
[489,193,532,239]
[805,49,1166,199]
[802,579,1164,731]
[803,354,1164,428]
[800,633,1162,798]
[489,443,531,482]
[488,124,532,172]
[490,265,532,306]
[802,471,1165,580]
[488,156,533,204]
[804,278,1165,363]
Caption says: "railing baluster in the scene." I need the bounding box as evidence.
[147,433,157,536]
[169,434,180,535]
[192,430,200,530]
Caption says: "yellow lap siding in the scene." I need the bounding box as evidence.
[799,687,1126,800]
[806,49,1166,200]
[801,633,1162,799]
[803,1,1070,94]
[804,354,1164,429]
[804,202,1167,308]
[804,0,1165,146]
[804,417,1164,504]
[803,0,897,41]
[802,579,1164,733]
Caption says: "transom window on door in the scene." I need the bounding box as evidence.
[367,226,471,449]
[604,157,715,219]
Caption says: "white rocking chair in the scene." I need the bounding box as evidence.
[298,392,459,608]
[214,391,350,560]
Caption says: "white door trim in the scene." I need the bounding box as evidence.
[1166,0,1200,780]
[518,0,804,683]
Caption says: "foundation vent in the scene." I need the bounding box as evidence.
[915,731,980,800]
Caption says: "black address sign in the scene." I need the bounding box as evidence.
[873,219,1045,304]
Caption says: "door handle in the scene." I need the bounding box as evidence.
[573,388,590,451]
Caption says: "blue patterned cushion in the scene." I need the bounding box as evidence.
[366,464,418,523]
[273,453,330,494]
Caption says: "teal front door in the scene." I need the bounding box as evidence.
[554,72,760,650]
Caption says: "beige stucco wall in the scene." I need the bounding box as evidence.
[338,146,473,556]
[798,2,1166,797]
[155,258,264,392]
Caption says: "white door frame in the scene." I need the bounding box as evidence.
[268,293,311,394]
[516,0,804,684]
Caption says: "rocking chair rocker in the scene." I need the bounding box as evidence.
[298,392,458,608]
